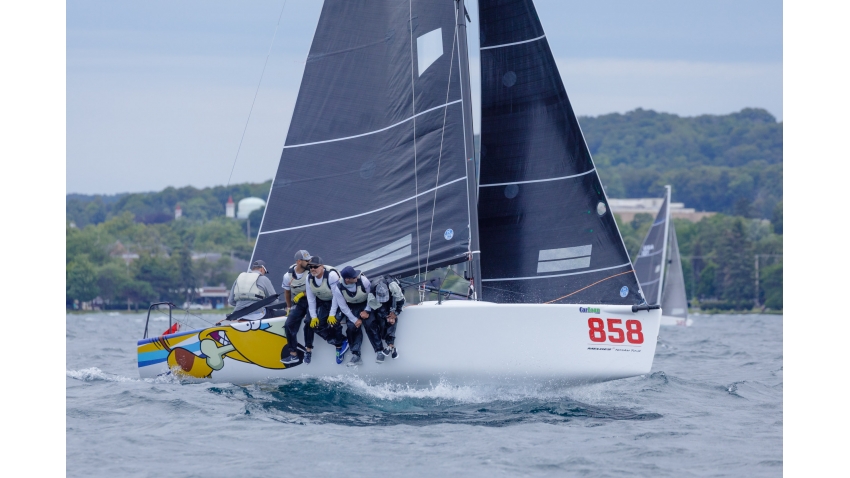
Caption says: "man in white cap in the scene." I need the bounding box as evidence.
[368,275,405,362]
[281,250,313,365]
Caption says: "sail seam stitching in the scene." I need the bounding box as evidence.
[258,176,467,235]
[481,262,632,282]
[281,99,462,150]
[479,34,546,50]
[479,168,595,187]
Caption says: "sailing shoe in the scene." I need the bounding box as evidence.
[376,351,385,363]
[336,340,349,364]
[347,354,362,367]
[390,347,398,359]
[281,354,300,365]
[304,351,312,364]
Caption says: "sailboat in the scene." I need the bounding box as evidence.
[633,185,693,327]
[137,0,661,384]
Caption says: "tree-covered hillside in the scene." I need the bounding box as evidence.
[67,181,272,228]
[579,108,782,219]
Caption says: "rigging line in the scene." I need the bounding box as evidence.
[543,269,636,304]
[423,10,460,283]
[225,0,288,189]
[408,0,423,301]
[482,262,632,282]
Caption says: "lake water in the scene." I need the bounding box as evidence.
[67,312,782,477]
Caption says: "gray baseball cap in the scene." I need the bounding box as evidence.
[251,260,269,274]
[294,250,311,261]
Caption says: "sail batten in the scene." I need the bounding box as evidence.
[477,0,642,304]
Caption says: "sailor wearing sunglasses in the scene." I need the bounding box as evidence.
[304,255,349,364]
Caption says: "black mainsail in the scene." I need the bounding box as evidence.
[634,187,672,305]
[252,0,477,283]
[476,0,642,304]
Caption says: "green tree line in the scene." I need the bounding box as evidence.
[617,207,782,311]
[66,212,251,310]
[580,108,782,219]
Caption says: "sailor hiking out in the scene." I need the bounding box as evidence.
[224,260,286,322]
[304,256,349,364]
[368,275,405,362]
[281,250,313,365]
[334,266,384,366]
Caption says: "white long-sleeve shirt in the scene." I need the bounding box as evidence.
[281,268,307,290]
[332,275,372,322]
[306,269,341,320]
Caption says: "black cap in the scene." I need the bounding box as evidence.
[307,255,323,266]
[251,260,268,274]
[340,266,360,280]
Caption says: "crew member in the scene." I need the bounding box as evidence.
[368,275,405,362]
[225,260,283,322]
[334,266,383,366]
[304,256,349,364]
[281,250,313,365]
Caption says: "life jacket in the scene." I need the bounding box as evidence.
[308,266,338,302]
[233,272,266,301]
[369,275,404,314]
[337,275,369,304]
[287,264,309,296]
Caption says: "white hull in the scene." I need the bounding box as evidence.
[138,301,661,385]
[660,315,693,327]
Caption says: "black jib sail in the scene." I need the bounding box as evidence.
[634,188,671,305]
[661,226,689,318]
[252,0,475,284]
[476,0,642,304]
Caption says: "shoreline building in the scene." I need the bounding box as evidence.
[608,198,714,223]
[226,196,235,218]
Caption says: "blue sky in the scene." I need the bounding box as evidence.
[66,0,782,195]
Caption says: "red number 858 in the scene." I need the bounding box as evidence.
[588,318,644,344]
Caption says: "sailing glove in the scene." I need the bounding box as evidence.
[310,317,319,328]
[327,315,338,326]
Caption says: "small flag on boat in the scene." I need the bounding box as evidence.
[162,323,180,336]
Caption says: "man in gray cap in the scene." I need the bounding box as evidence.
[368,275,405,362]
[281,250,314,365]
[225,260,283,321]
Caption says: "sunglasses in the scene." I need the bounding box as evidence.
[308,264,322,269]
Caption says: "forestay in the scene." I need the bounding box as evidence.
[476,0,642,304]
[634,189,671,305]
[252,0,473,282]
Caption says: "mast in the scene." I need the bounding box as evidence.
[657,185,672,305]
[456,0,482,299]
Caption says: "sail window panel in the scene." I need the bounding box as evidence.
[417,28,443,76]
[538,245,592,261]
[478,0,546,49]
[536,257,591,273]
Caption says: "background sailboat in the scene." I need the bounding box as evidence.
[137,0,661,384]
[633,185,693,326]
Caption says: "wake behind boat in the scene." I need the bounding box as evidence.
[137,0,661,384]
